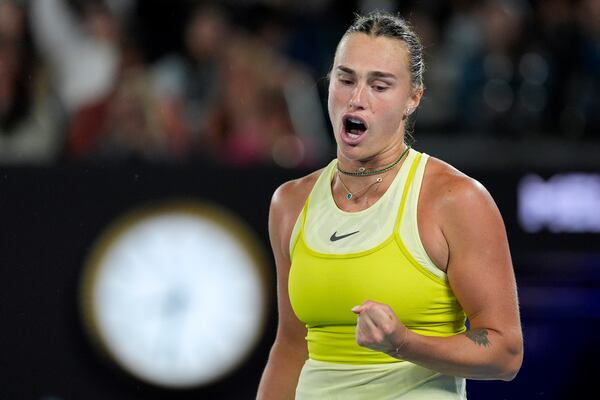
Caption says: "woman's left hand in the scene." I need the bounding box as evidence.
[351,300,410,357]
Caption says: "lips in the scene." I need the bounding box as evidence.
[341,114,368,145]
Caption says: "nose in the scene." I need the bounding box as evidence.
[349,83,367,109]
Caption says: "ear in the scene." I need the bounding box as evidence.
[406,86,424,116]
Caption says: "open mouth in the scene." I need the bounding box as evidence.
[343,115,368,138]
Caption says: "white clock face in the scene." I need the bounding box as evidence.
[80,202,269,388]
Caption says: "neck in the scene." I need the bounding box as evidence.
[337,139,408,170]
[332,145,411,210]
[337,144,410,177]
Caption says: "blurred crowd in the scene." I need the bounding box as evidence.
[0,0,597,166]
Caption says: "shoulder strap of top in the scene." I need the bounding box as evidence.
[393,152,423,232]
[289,160,337,256]
[397,152,447,280]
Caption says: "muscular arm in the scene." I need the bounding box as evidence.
[257,177,315,399]
[354,162,523,381]
[402,173,522,380]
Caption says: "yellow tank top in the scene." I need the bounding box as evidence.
[288,149,466,364]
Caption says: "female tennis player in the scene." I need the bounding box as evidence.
[257,11,523,399]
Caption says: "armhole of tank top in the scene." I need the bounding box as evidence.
[399,154,448,281]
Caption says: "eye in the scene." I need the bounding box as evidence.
[372,84,389,92]
[339,78,354,86]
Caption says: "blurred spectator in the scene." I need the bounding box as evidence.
[81,38,188,162]
[0,0,63,164]
[451,0,529,136]
[151,2,230,160]
[408,5,455,132]
[2,0,595,165]
[31,0,121,159]
[419,0,598,139]
[570,0,599,137]
[243,5,332,166]
[528,0,581,137]
[32,0,185,162]
[152,2,329,167]
[205,33,325,168]
[30,0,122,114]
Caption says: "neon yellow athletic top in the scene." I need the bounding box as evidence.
[288,149,466,364]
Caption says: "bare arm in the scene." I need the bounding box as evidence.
[30,0,119,111]
[353,168,523,381]
[257,179,313,399]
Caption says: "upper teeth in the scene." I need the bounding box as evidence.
[348,118,362,124]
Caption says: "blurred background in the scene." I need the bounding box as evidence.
[0,0,598,398]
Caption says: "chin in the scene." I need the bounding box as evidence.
[337,143,368,162]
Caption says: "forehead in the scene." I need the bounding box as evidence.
[333,33,410,76]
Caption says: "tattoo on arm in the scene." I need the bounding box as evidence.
[465,329,490,347]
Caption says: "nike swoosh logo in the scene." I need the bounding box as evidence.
[330,230,360,242]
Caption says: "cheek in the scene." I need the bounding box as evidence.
[328,84,345,104]
[375,106,405,132]
[327,85,345,118]
[378,93,409,124]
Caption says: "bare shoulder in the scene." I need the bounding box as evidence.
[419,156,507,272]
[422,156,497,213]
[270,168,323,222]
[269,168,325,258]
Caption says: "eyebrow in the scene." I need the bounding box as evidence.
[337,65,397,80]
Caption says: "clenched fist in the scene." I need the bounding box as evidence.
[351,300,410,358]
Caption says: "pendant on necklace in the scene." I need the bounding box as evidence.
[346,193,353,200]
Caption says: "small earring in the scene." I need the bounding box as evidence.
[405,108,412,116]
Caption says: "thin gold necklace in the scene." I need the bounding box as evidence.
[337,174,383,201]
[337,146,410,177]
